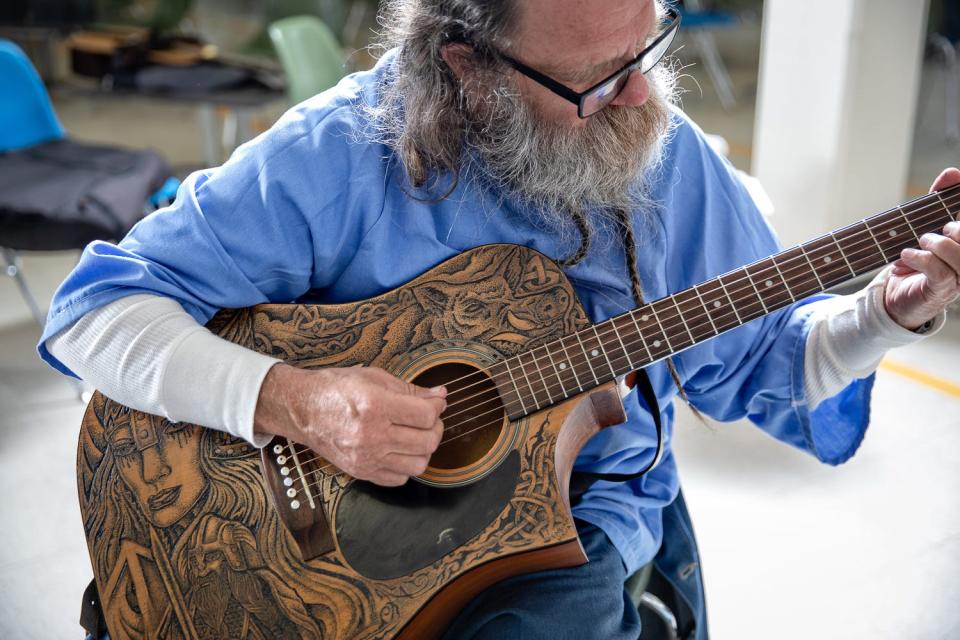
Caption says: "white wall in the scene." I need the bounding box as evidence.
[753,0,930,246]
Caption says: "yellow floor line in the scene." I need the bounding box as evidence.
[879,358,960,398]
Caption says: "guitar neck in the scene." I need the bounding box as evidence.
[493,184,960,419]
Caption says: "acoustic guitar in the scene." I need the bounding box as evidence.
[76,185,960,638]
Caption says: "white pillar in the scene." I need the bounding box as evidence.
[752,0,930,246]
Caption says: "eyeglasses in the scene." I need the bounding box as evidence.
[496,6,680,118]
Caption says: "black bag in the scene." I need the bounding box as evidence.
[0,138,170,251]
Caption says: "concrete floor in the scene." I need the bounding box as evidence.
[2,21,960,640]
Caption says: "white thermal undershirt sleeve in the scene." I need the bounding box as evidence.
[46,294,280,447]
[803,268,946,410]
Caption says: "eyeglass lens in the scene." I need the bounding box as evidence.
[580,23,679,117]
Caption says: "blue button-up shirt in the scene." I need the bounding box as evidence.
[39,54,871,576]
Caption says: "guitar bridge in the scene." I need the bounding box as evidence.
[260,437,336,560]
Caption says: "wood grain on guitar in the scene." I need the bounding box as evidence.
[75,184,960,639]
[78,245,605,639]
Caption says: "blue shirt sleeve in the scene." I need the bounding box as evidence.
[662,115,871,466]
[38,78,387,377]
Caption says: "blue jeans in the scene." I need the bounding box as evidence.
[441,520,643,640]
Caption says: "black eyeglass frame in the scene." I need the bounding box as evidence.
[495,6,681,118]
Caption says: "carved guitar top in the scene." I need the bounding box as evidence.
[77,244,603,639]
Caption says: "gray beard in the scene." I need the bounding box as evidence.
[464,69,675,243]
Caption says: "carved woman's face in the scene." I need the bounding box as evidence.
[108,411,207,527]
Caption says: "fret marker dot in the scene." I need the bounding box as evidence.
[712,300,721,308]
[559,362,567,370]
[641,314,649,322]
[765,280,773,288]
[889,230,896,237]
[653,340,661,348]
[591,349,599,357]
[823,256,832,264]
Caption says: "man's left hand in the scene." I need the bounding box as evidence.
[884,167,960,330]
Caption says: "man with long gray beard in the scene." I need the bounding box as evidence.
[44,0,960,638]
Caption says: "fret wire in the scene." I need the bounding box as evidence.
[542,346,570,400]
[647,303,675,353]
[807,240,849,289]
[807,237,846,283]
[797,245,825,289]
[592,325,618,378]
[640,193,958,366]
[518,192,960,420]
[716,276,744,324]
[610,318,635,371]
[872,215,911,260]
[628,309,654,361]
[899,207,921,242]
[755,260,794,307]
[863,222,889,262]
[573,331,600,385]
[742,267,769,313]
[769,257,796,303]
[489,188,960,417]
[530,348,554,406]
[519,352,541,408]
[501,358,528,415]
[558,337,584,392]
[692,284,720,335]
[778,255,819,300]
[777,252,823,302]
[705,281,741,331]
[670,294,696,343]
[677,291,715,342]
[298,191,960,439]
[829,231,857,277]
[935,192,956,222]
[844,222,887,272]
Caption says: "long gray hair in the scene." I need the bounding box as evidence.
[366,0,521,190]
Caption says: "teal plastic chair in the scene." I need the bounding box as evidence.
[0,39,65,152]
[269,15,346,106]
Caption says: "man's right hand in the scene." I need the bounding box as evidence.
[254,364,447,486]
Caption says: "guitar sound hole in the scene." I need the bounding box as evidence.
[412,362,505,470]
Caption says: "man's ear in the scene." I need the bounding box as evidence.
[441,42,475,81]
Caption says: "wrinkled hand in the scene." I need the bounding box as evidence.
[255,364,447,486]
[884,167,960,330]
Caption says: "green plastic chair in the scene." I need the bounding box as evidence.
[269,15,346,106]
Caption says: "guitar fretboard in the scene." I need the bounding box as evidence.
[490,184,960,419]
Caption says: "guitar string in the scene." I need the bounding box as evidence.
[289,208,960,494]
[288,209,960,493]
[284,193,960,486]
[283,188,960,467]
[312,187,960,431]
[282,192,960,484]
[282,191,959,446]
[279,192,960,484]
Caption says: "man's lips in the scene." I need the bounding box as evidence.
[147,486,181,511]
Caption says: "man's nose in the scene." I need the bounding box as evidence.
[609,70,650,108]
